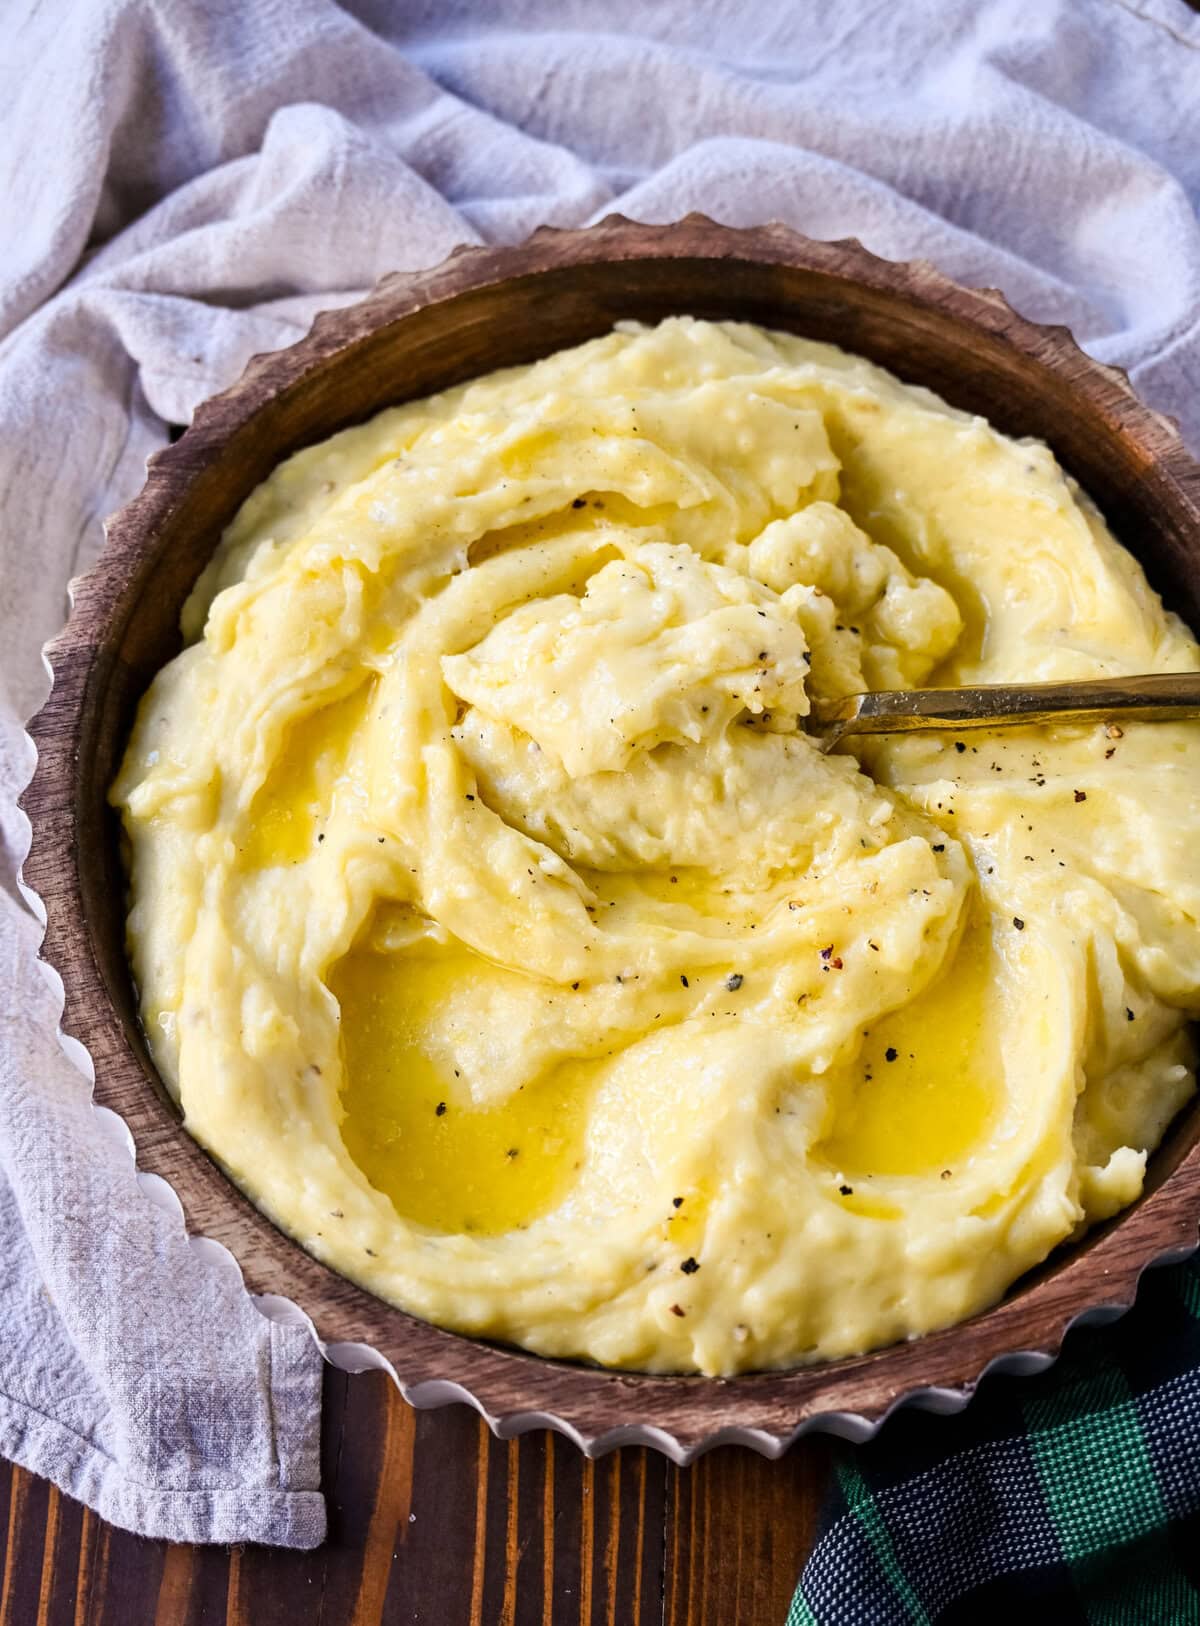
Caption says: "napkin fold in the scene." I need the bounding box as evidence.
[1,0,1197,1551]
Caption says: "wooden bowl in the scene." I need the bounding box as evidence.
[21,218,1200,1461]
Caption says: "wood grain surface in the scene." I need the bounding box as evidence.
[0,1371,829,1625]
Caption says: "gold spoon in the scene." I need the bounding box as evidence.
[808,671,1200,753]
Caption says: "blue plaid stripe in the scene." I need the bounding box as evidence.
[1136,1368,1200,1520]
[798,1431,1067,1622]
[791,1493,927,1626]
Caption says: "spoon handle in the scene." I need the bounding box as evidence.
[810,671,1200,752]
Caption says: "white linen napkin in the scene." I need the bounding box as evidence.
[1,0,1197,1547]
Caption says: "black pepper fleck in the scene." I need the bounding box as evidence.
[680,1257,700,1275]
[726,973,744,991]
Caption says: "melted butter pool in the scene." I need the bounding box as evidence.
[818,917,1001,1180]
[329,947,590,1235]
[241,683,372,867]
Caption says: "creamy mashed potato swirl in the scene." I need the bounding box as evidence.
[112,318,1200,1375]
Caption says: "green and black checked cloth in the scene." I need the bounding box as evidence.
[789,1252,1200,1624]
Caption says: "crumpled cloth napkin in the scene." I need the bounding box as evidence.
[1,0,1197,1551]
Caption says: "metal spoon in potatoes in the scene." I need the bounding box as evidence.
[808,671,1200,752]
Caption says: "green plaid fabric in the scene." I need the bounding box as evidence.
[789,1253,1200,1624]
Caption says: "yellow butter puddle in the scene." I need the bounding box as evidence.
[817,917,1002,1182]
[240,682,373,868]
[328,947,592,1236]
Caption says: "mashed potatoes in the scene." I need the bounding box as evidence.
[111,318,1200,1375]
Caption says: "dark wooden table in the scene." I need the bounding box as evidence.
[0,1368,830,1624]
